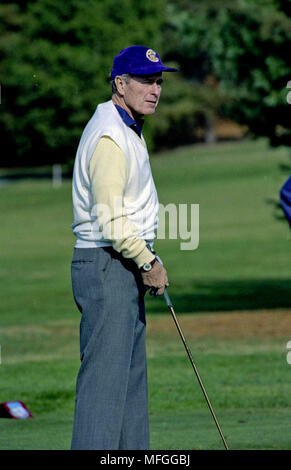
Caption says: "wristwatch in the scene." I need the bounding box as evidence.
[141,258,157,272]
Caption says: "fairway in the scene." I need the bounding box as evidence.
[0,138,291,450]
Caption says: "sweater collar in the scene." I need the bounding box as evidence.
[114,104,144,138]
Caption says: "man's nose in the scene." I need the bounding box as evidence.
[150,82,160,95]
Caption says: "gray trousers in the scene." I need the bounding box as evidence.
[70,247,149,450]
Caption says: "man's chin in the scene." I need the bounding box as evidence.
[133,105,157,118]
[143,106,157,115]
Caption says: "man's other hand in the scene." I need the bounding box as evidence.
[141,261,169,295]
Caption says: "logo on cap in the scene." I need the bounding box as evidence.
[146,49,159,63]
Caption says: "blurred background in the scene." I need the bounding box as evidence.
[0,0,291,451]
[1,0,291,168]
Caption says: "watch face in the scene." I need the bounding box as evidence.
[143,263,152,271]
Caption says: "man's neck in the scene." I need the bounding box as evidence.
[112,94,142,122]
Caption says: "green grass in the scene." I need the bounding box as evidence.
[0,138,291,450]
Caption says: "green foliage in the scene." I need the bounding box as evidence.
[165,0,291,147]
[149,71,225,150]
[0,0,166,166]
[1,0,291,168]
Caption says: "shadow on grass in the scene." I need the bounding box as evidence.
[146,278,291,314]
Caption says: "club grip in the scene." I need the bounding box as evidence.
[163,288,173,308]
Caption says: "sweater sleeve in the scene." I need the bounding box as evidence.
[89,135,155,268]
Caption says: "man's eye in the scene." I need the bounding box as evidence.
[141,78,163,85]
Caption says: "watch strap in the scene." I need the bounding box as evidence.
[140,257,157,272]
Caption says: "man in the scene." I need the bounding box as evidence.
[70,45,178,450]
[280,176,291,228]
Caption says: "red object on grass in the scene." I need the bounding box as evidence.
[0,401,33,419]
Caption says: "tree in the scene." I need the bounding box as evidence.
[0,0,166,167]
[164,0,291,148]
[149,70,225,150]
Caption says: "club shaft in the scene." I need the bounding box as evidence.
[164,290,229,450]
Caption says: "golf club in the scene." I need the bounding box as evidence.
[163,287,229,451]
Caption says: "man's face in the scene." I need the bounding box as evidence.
[117,73,163,118]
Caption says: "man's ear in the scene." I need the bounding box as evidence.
[114,76,126,96]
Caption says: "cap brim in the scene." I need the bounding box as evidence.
[160,66,179,72]
[127,65,178,77]
[111,61,179,79]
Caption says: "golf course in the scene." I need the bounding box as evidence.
[0,137,291,450]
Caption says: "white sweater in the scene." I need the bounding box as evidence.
[71,100,159,264]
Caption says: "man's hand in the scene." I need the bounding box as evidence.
[141,260,169,295]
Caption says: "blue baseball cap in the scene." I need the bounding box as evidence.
[111,45,178,79]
